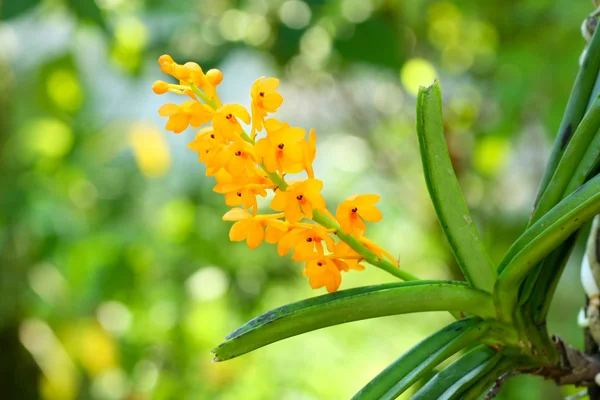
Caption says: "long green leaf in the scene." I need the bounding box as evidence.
[533,25,600,205]
[459,358,515,400]
[496,174,600,322]
[352,318,489,400]
[412,346,501,400]
[212,281,495,362]
[417,82,496,293]
[532,95,600,223]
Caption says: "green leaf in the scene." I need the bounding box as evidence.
[352,318,490,400]
[411,346,501,400]
[532,95,600,223]
[533,25,600,205]
[417,82,496,293]
[496,173,600,322]
[212,281,495,362]
[459,358,515,400]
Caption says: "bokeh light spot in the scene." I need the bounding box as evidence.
[129,123,171,178]
[400,58,438,96]
[474,136,511,176]
[114,17,148,52]
[25,118,73,159]
[300,26,332,67]
[220,9,250,42]
[245,15,271,46]
[46,69,83,112]
[97,301,132,336]
[186,266,229,302]
[341,0,373,24]
[28,263,66,304]
[279,0,312,30]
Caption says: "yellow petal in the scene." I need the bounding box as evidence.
[260,77,280,92]
[165,113,189,133]
[223,208,250,221]
[336,204,353,233]
[229,220,249,241]
[229,104,251,124]
[298,200,312,219]
[265,225,287,244]
[263,92,283,111]
[359,206,383,222]
[284,142,304,163]
[270,191,288,211]
[304,178,324,193]
[277,230,298,256]
[158,103,180,116]
[285,202,303,223]
[357,194,381,205]
[225,192,243,207]
[246,223,264,249]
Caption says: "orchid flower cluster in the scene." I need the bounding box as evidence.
[152,55,413,292]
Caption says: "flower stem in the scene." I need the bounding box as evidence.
[190,84,219,109]
[312,211,419,281]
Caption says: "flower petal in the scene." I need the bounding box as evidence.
[356,194,380,205]
[359,206,383,222]
[246,223,264,249]
[158,103,180,116]
[223,208,250,221]
[229,220,249,241]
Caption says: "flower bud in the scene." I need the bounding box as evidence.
[152,80,169,94]
[207,69,223,86]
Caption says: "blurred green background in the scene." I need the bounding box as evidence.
[0,0,596,399]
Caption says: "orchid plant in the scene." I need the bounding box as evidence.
[152,9,600,399]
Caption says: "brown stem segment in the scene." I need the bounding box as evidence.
[530,336,600,386]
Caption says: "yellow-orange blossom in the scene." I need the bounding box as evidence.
[153,55,400,292]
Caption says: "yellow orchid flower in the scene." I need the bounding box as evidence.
[213,139,259,177]
[336,194,383,234]
[212,104,251,140]
[271,178,326,223]
[222,209,284,249]
[303,258,345,293]
[213,170,271,214]
[331,241,367,271]
[276,226,335,261]
[255,122,306,174]
[251,77,284,137]
[187,127,227,175]
[157,100,213,134]
[153,56,410,293]
[264,219,289,244]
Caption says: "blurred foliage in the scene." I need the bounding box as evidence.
[0,0,596,398]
